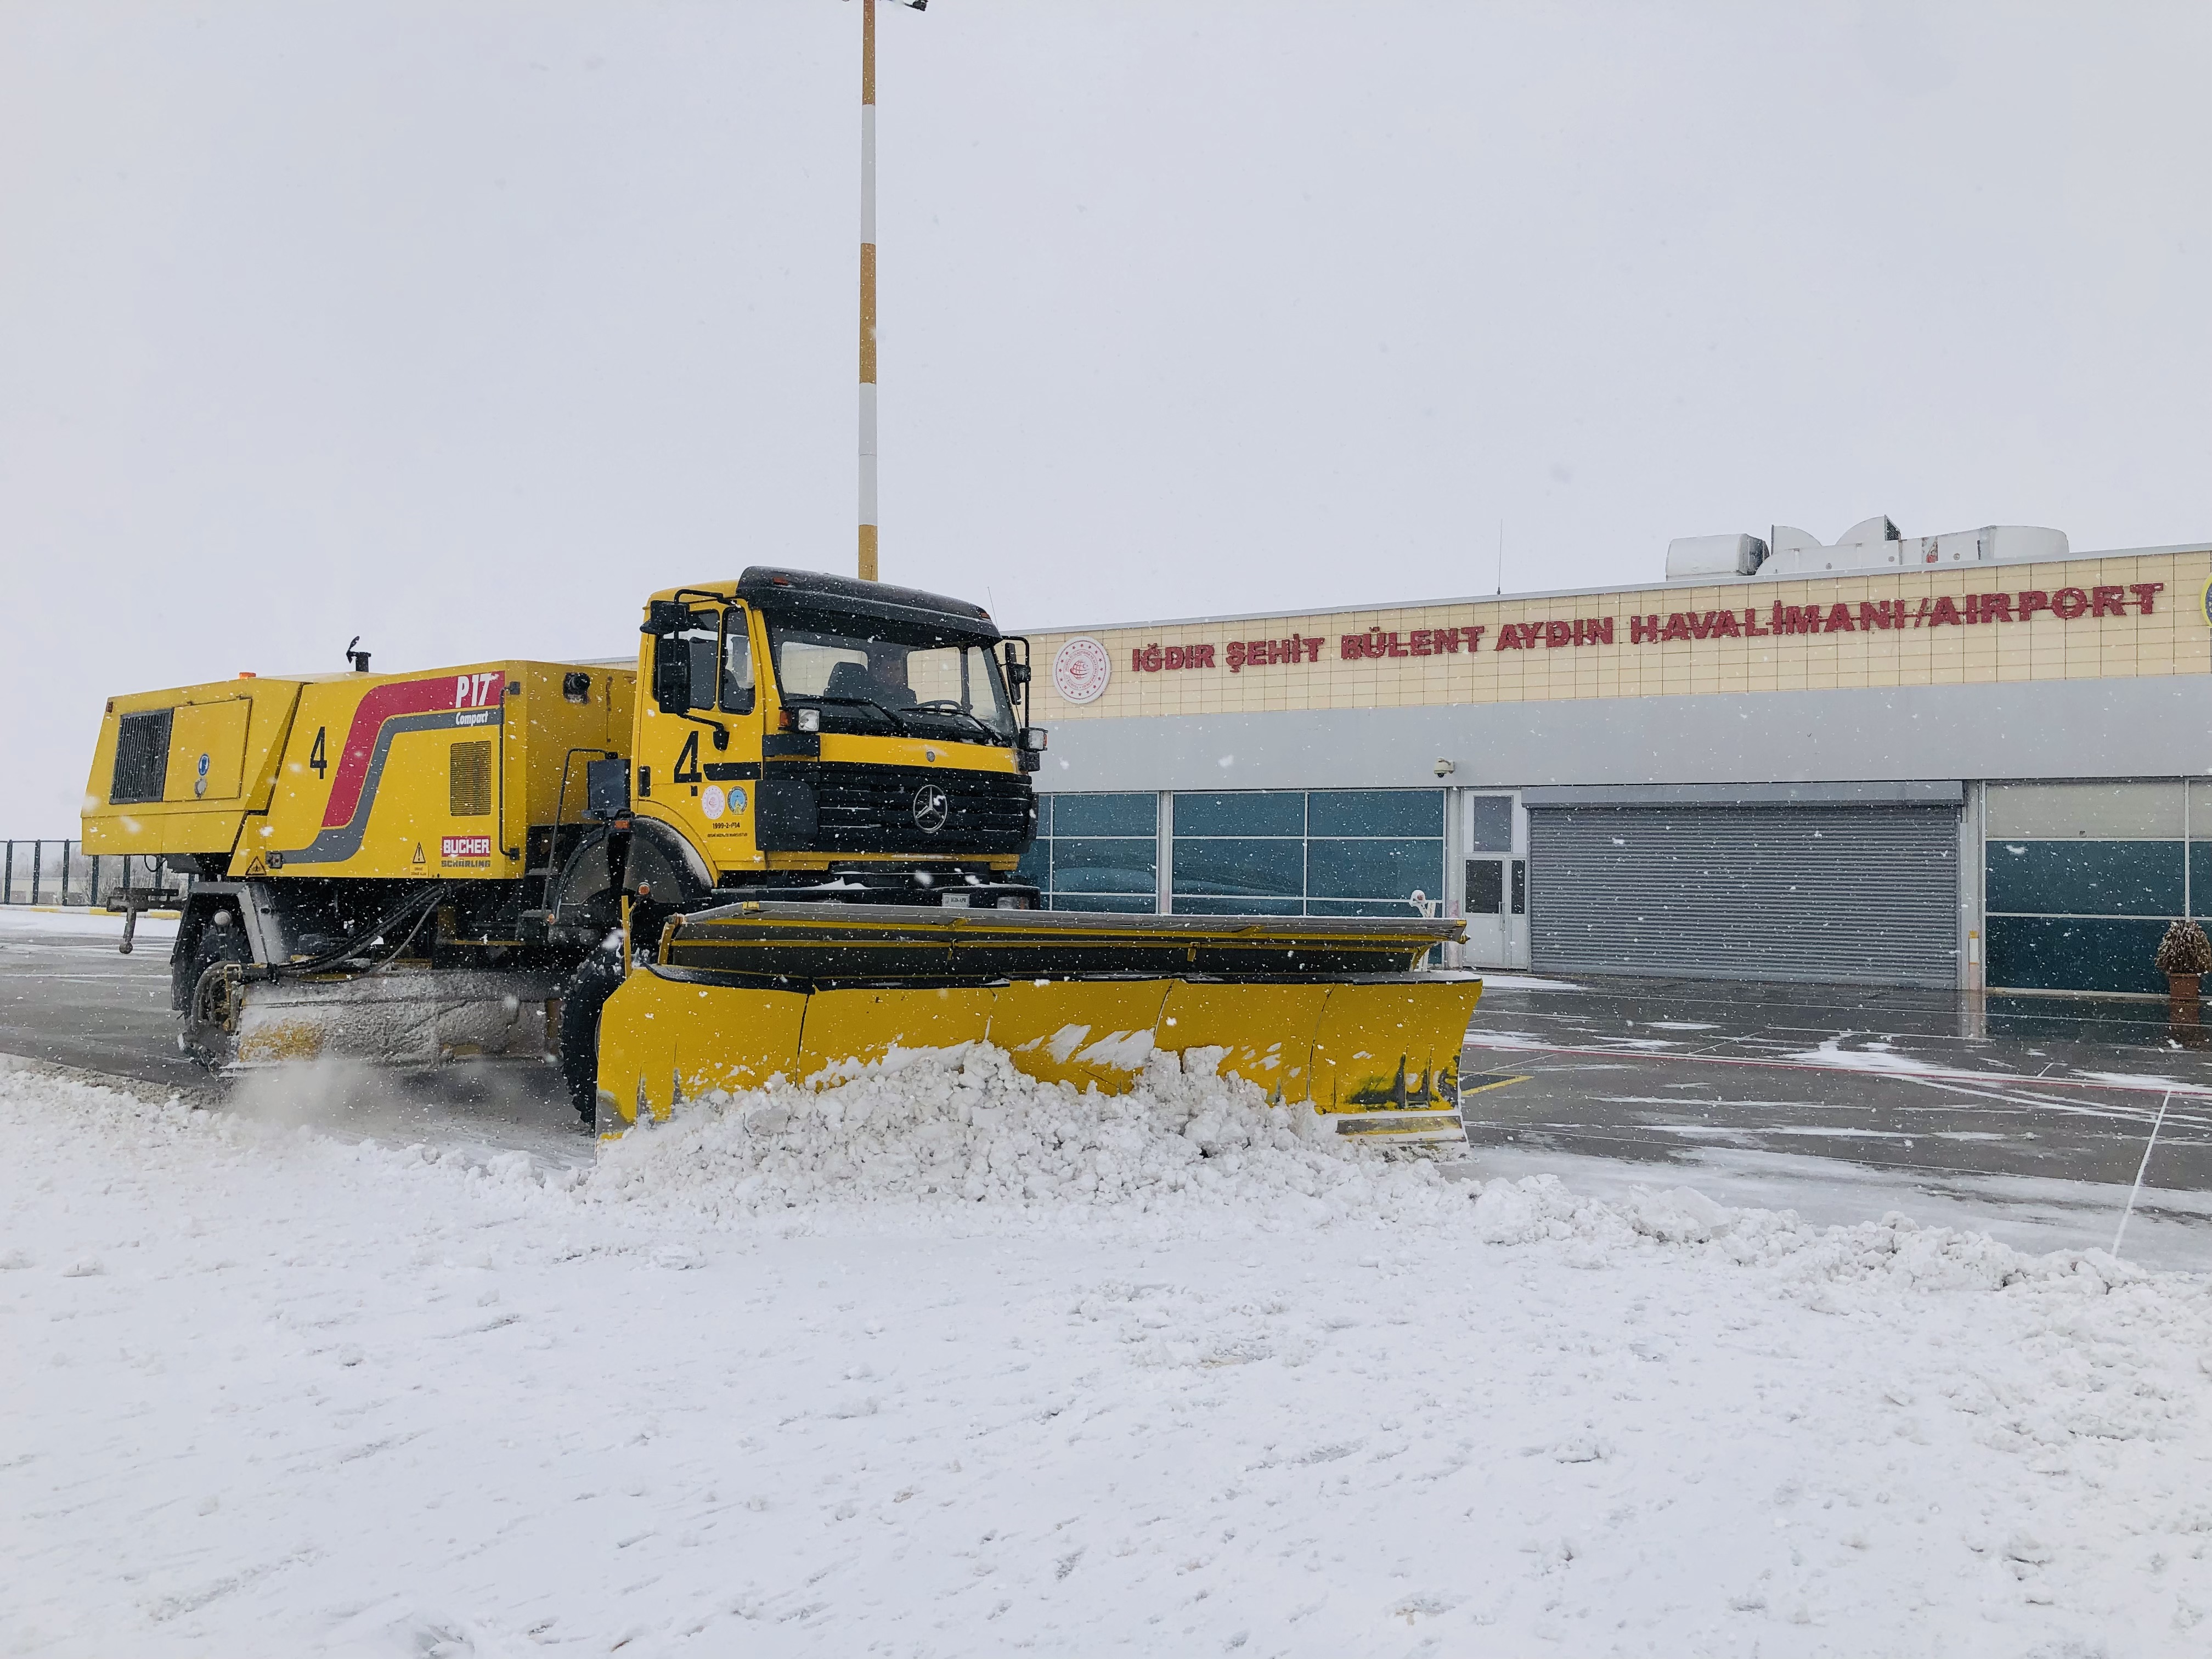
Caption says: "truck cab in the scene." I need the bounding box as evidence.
[610,567,1046,918]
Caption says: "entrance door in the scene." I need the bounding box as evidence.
[1457,794,1529,969]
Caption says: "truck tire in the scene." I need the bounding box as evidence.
[176,911,252,1069]
[558,949,625,1125]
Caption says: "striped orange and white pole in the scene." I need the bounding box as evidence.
[857,0,879,582]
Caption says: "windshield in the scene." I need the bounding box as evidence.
[767,615,1015,742]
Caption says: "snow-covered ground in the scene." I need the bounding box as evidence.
[1467,972,1583,992]
[4,1047,2211,1656]
[0,906,178,942]
[1468,1141,2212,1274]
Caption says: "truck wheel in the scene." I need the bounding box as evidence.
[177,912,251,1069]
[558,949,625,1125]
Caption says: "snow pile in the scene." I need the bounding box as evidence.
[592,1041,2203,1312]
[589,1042,1457,1224]
[1474,1169,2177,1295]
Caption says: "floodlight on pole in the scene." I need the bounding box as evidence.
[857,0,927,583]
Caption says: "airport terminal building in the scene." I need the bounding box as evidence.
[1013,520,2212,997]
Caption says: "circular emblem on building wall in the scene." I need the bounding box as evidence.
[1052,637,1111,704]
[2199,575,2212,629]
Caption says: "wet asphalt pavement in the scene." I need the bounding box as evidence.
[0,922,206,1093]
[1461,973,2212,1194]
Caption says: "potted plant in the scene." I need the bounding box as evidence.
[2154,918,2212,1017]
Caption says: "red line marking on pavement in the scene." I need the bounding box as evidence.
[1463,1039,2212,1101]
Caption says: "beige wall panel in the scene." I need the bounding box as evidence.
[1987,781,2185,839]
[1027,549,2212,721]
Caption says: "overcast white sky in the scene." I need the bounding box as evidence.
[3,1,2207,833]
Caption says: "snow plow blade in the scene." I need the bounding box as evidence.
[593,904,1481,1144]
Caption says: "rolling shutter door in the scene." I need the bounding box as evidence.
[1528,804,1960,987]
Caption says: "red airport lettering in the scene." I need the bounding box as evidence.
[1494,619,1612,650]
[1228,636,1324,673]
[1129,642,1218,673]
[1341,627,1484,659]
[1115,580,2160,673]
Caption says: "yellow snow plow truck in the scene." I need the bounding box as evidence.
[82,569,1480,1142]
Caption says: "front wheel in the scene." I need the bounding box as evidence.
[557,948,626,1125]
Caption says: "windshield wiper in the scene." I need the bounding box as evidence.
[903,701,1004,744]
[804,695,916,735]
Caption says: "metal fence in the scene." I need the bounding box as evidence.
[1,841,193,909]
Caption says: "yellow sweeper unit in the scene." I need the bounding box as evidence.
[82,570,1480,1143]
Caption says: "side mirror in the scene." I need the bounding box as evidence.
[585,754,629,821]
[642,599,690,636]
[652,634,692,715]
[1003,644,1031,692]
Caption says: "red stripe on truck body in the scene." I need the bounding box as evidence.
[322,678,479,828]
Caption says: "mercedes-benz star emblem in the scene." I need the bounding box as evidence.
[911,783,950,834]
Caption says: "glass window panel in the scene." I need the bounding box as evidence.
[1055,793,1158,837]
[1305,898,1435,918]
[2194,842,2212,917]
[1468,796,1514,853]
[1032,794,1053,838]
[1308,789,1443,838]
[1464,859,1504,915]
[1172,791,1305,838]
[1049,837,1157,893]
[1051,893,1158,913]
[765,614,1014,740]
[681,629,720,711]
[1015,842,1049,888]
[1171,895,1304,916]
[719,614,755,713]
[771,636,867,697]
[1307,837,1443,900]
[1986,916,2170,994]
[1171,838,1303,899]
[1984,840,2183,917]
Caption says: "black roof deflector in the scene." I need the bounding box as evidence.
[734,567,1000,641]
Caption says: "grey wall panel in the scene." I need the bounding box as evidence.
[1528,804,1961,987]
[1039,676,2212,795]
[1521,781,1963,808]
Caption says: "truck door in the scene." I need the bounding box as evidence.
[636,603,762,882]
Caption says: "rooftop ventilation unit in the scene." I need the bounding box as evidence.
[1762,520,2067,578]
[1669,518,2069,580]
[1664,533,1768,579]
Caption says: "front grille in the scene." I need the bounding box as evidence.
[758,761,1034,855]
